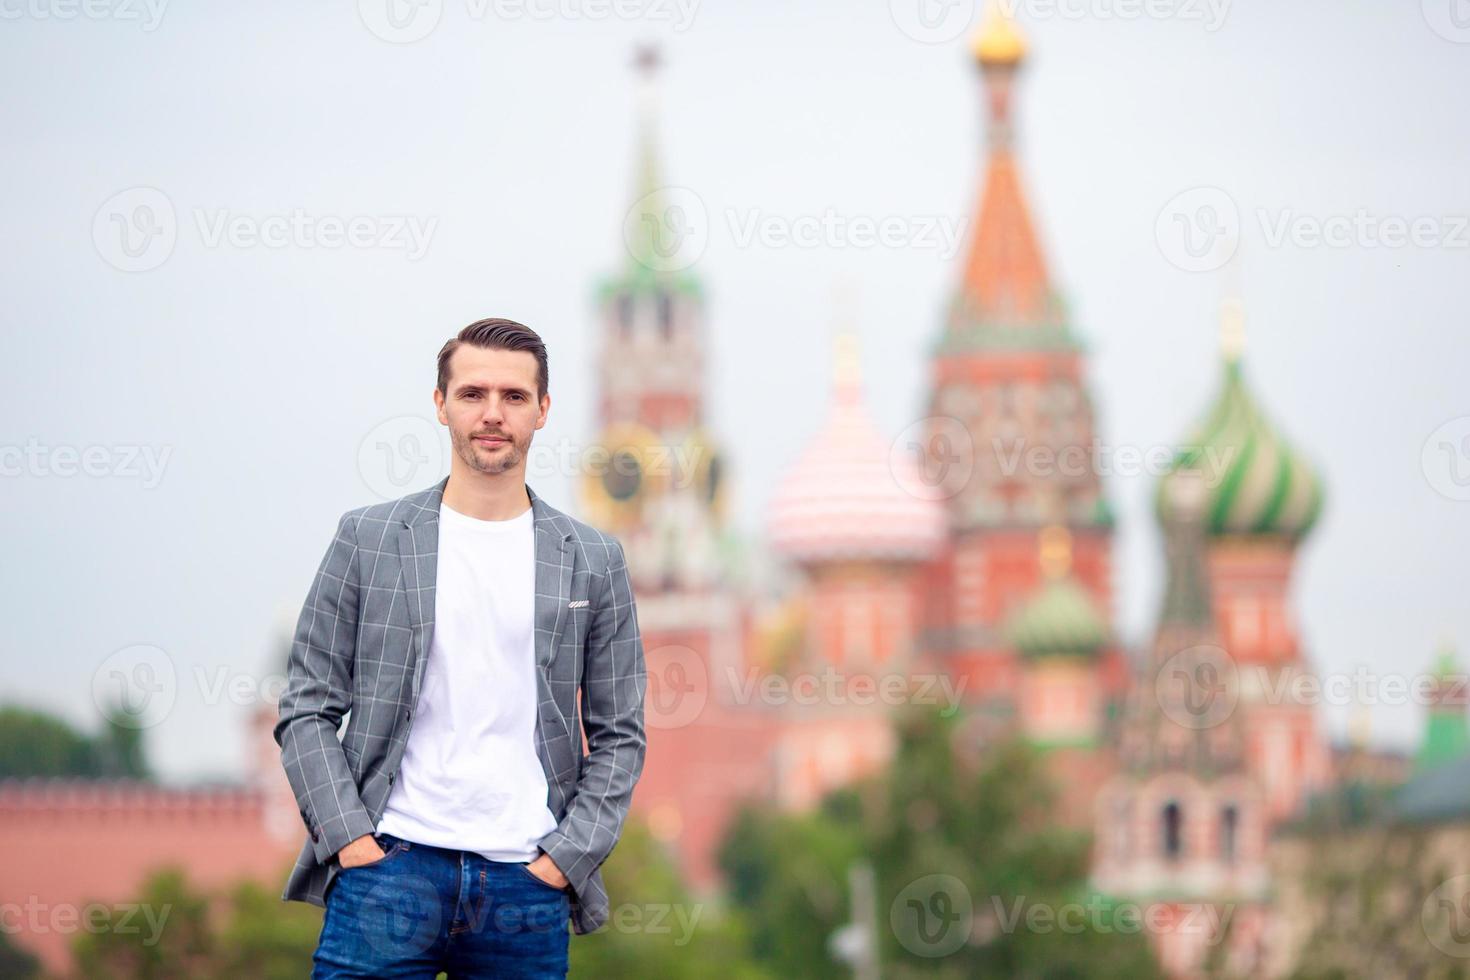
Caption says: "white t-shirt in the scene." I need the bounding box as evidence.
[376,499,557,861]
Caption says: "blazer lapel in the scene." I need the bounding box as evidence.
[397,477,574,704]
[397,476,447,700]
[528,482,574,674]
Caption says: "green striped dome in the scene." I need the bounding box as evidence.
[1157,358,1325,539]
[1004,577,1109,657]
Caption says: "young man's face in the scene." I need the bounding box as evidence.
[434,345,548,478]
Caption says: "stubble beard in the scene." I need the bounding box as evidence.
[453,428,526,476]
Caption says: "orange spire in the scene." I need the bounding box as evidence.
[954,4,1052,328]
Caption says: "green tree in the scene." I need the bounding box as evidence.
[718,705,1163,979]
[0,703,152,779]
[572,817,769,979]
[0,929,41,980]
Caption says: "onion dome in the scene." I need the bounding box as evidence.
[1156,298,1325,539]
[972,0,1027,68]
[767,329,946,564]
[1004,526,1108,657]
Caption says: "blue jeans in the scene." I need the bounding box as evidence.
[312,831,571,979]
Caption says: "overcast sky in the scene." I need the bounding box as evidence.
[3,0,1467,781]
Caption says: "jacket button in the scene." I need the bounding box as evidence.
[388,772,396,784]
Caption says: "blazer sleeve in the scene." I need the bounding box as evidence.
[536,538,648,895]
[274,511,377,864]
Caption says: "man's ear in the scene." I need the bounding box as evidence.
[433,388,448,426]
[536,393,550,430]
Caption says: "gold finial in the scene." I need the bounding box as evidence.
[1039,524,1072,579]
[1220,295,1246,363]
[1348,702,1371,751]
[972,0,1027,67]
[633,42,662,78]
[834,328,861,391]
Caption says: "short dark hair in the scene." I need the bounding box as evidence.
[436,318,548,401]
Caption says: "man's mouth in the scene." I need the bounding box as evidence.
[473,434,509,447]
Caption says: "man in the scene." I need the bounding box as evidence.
[275,318,647,978]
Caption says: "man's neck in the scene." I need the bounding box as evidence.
[441,468,531,522]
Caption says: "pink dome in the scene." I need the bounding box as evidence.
[767,331,947,564]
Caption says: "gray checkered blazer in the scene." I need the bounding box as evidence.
[274,476,646,935]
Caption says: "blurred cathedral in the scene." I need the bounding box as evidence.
[598,10,1360,979]
[1,11,1463,980]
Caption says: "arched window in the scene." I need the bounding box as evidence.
[1161,801,1183,861]
[617,294,634,338]
[657,292,673,339]
[1220,804,1238,863]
